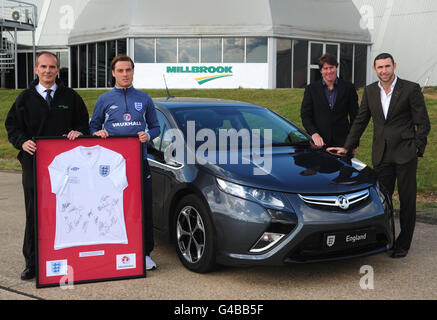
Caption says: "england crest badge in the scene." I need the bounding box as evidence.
[99,165,110,177]
[134,102,143,111]
[326,235,336,247]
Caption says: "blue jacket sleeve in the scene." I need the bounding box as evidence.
[145,97,161,140]
[89,96,106,135]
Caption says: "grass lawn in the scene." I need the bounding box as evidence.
[1,87,436,208]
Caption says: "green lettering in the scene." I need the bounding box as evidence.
[168,65,233,74]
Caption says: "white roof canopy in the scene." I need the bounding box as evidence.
[68,0,370,45]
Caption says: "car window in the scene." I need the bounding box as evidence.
[240,110,307,144]
[171,106,309,149]
[161,127,174,154]
[152,109,170,151]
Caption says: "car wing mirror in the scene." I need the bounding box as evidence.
[164,143,184,168]
[166,158,183,168]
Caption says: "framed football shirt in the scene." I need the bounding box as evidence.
[35,136,146,288]
[48,146,129,250]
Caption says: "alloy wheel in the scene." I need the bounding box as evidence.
[176,205,206,263]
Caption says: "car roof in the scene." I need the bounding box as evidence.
[153,97,263,110]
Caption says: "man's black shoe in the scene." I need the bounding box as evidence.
[391,248,408,258]
[21,268,35,280]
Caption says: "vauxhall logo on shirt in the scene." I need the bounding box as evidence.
[110,102,144,128]
[112,112,142,128]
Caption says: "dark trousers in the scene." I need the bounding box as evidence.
[375,157,417,251]
[22,184,35,270]
[143,160,154,256]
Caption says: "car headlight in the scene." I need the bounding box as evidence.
[216,177,285,209]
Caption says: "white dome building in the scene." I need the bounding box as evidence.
[67,0,371,89]
[6,0,437,89]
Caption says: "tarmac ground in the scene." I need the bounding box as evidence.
[1,170,436,301]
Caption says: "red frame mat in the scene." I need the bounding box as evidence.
[35,136,145,288]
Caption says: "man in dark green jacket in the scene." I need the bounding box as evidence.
[5,52,89,280]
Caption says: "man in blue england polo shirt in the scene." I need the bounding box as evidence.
[90,55,160,270]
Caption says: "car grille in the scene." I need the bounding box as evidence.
[298,189,370,211]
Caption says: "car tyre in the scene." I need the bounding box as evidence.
[174,194,216,273]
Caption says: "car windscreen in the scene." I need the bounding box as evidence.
[170,105,310,149]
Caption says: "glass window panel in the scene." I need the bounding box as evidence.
[310,68,322,83]
[326,44,338,59]
[57,51,69,87]
[156,38,177,63]
[246,37,267,63]
[87,44,96,88]
[201,38,222,63]
[27,52,34,85]
[70,46,78,88]
[354,44,367,88]
[117,39,127,55]
[178,38,199,63]
[223,38,244,63]
[134,39,155,63]
[107,40,116,87]
[171,106,309,149]
[340,43,353,82]
[310,43,323,65]
[276,39,292,88]
[79,45,87,88]
[293,40,308,88]
[17,53,27,89]
[57,51,68,71]
[152,110,167,151]
[97,42,106,87]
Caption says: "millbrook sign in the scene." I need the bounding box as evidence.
[166,66,234,85]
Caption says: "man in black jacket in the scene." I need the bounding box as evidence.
[301,54,359,149]
[5,52,90,280]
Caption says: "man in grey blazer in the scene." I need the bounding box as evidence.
[327,53,430,258]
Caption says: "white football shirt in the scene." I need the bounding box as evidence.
[48,146,129,250]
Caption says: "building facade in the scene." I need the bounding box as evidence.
[67,0,370,90]
[6,0,437,90]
